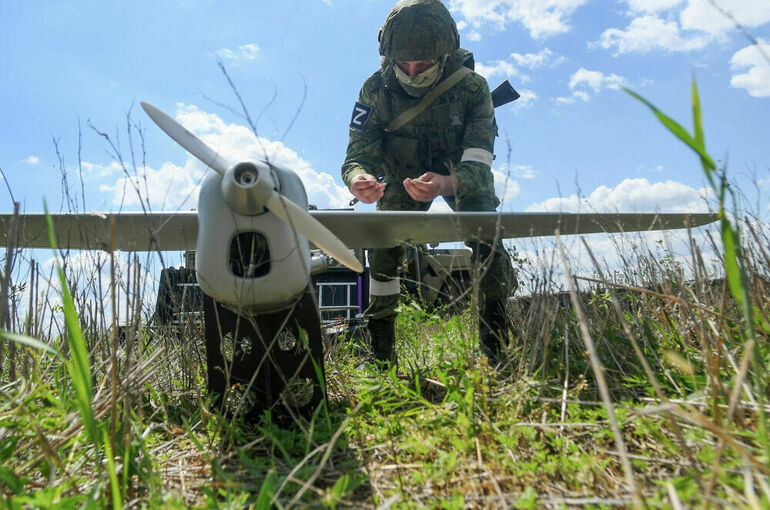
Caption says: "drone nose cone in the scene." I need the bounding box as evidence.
[234,164,259,186]
[221,162,275,215]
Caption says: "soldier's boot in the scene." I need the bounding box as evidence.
[368,318,397,370]
[479,302,510,362]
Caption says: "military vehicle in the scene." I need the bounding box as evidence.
[151,244,476,338]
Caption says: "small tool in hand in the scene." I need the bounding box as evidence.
[349,175,386,206]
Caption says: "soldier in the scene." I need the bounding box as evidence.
[342,0,515,367]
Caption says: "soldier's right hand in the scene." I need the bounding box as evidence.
[350,174,386,204]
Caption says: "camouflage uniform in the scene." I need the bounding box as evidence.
[341,0,515,362]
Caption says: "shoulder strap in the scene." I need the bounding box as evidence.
[385,66,471,133]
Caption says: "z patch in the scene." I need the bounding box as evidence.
[350,102,372,131]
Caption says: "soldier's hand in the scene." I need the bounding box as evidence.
[350,174,386,204]
[403,172,458,202]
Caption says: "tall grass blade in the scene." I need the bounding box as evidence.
[690,78,713,183]
[255,470,277,510]
[627,83,768,464]
[0,331,58,356]
[102,427,123,510]
[0,466,23,495]
[722,221,747,312]
[44,204,98,443]
[624,88,718,188]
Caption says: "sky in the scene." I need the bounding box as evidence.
[1,0,769,282]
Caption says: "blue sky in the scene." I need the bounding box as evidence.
[1,0,769,219]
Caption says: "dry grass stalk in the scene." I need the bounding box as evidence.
[557,233,642,510]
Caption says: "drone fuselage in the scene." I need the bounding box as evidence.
[196,161,311,315]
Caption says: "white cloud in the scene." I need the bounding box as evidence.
[492,166,521,206]
[178,105,351,208]
[457,12,482,39]
[626,0,685,13]
[216,43,260,64]
[558,68,626,103]
[569,67,626,92]
[555,91,588,103]
[23,156,39,165]
[512,165,536,179]
[573,90,591,101]
[513,88,537,108]
[476,48,562,84]
[594,15,709,54]
[449,0,591,39]
[525,178,713,213]
[680,0,770,37]
[511,48,563,68]
[730,41,770,98]
[82,161,123,178]
[100,161,201,210]
[467,29,482,41]
[637,163,666,173]
[596,0,770,56]
[475,59,519,81]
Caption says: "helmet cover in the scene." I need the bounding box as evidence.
[379,0,460,62]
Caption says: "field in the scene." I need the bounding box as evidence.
[1,85,769,508]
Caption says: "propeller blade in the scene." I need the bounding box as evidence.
[264,192,363,273]
[140,101,361,271]
[140,101,230,176]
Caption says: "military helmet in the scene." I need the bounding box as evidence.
[379,0,460,62]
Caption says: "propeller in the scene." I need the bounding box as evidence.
[140,101,363,273]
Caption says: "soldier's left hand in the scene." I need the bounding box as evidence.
[403,172,457,202]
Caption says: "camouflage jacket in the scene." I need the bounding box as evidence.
[341,49,497,204]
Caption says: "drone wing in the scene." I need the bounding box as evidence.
[0,212,198,252]
[311,211,718,249]
[1,211,717,252]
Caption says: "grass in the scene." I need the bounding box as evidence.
[1,83,769,508]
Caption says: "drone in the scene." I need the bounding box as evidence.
[1,102,717,420]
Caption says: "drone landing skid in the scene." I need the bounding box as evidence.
[202,289,326,422]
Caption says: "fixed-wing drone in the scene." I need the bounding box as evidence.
[0,102,717,419]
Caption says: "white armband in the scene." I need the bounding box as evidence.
[460,148,494,166]
[370,276,400,296]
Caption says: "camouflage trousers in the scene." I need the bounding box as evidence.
[366,180,516,321]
